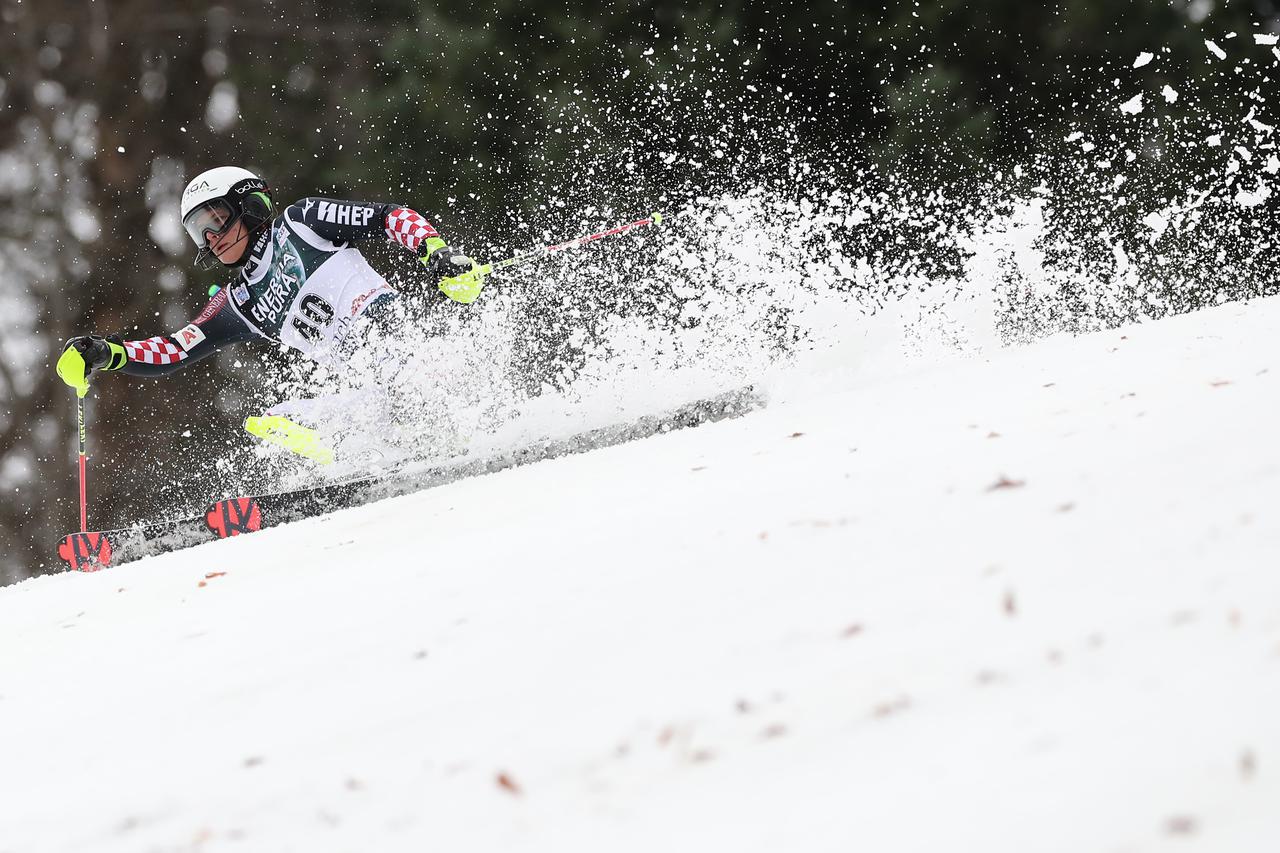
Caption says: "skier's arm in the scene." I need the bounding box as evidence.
[286,197,488,303]
[57,289,262,396]
[284,197,443,252]
[117,288,262,377]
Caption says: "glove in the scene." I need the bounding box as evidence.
[56,335,127,398]
[421,241,489,304]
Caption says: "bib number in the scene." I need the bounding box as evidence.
[290,294,335,344]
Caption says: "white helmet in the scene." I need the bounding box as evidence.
[180,166,274,268]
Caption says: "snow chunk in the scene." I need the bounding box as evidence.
[1162,85,1178,103]
[1236,184,1272,207]
[1120,93,1144,115]
[1254,33,1279,45]
[1142,211,1169,236]
[1133,52,1154,68]
[1207,134,1223,147]
[1206,40,1227,60]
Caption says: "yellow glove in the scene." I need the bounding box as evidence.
[421,242,490,304]
[57,335,126,398]
[438,261,490,304]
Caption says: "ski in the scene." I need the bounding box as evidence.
[55,386,763,572]
[55,474,381,572]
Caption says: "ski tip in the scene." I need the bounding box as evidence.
[205,497,263,539]
[56,532,114,572]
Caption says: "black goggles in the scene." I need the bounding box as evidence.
[182,199,236,247]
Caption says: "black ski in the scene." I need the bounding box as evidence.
[56,386,763,572]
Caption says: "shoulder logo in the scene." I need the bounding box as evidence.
[301,198,316,218]
[232,283,250,305]
[315,201,374,227]
[172,324,207,352]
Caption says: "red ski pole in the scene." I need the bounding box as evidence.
[479,212,665,277]
[56,382,113,572]
[77,394,88,532]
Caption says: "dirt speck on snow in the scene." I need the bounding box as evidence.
[1240,750,1257,781]
[872,696,911,719]
[987,475,1026,491]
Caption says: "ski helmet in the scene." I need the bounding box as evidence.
[180,166,274,268]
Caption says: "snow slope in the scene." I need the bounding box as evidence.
[4,296,1280,853]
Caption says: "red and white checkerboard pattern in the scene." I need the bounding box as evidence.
[124,336,188,366]
[384,207,438,252]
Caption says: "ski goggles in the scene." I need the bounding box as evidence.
[182,199,236,247]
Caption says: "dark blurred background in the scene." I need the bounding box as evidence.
[1,0,1277,583]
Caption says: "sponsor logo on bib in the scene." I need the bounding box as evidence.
[349,286,384,317]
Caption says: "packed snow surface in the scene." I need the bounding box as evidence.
[4,296,1280,852]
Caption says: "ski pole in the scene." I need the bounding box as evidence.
[478,212,664,277]
[76,394,88,532]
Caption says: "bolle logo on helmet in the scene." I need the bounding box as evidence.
[231,178,268,196]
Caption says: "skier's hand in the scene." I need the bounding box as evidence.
[57,335,126,398]
[422,246,489,304]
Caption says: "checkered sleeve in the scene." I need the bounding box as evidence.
[123,336,187,367]
[384,206,440,253]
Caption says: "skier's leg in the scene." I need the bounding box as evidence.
[337,297,471,460]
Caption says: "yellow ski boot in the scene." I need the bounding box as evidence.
[244,415,336,465]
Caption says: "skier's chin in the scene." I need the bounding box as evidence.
[213,241,248,266]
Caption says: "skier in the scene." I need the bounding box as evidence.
[55,166,487,463]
